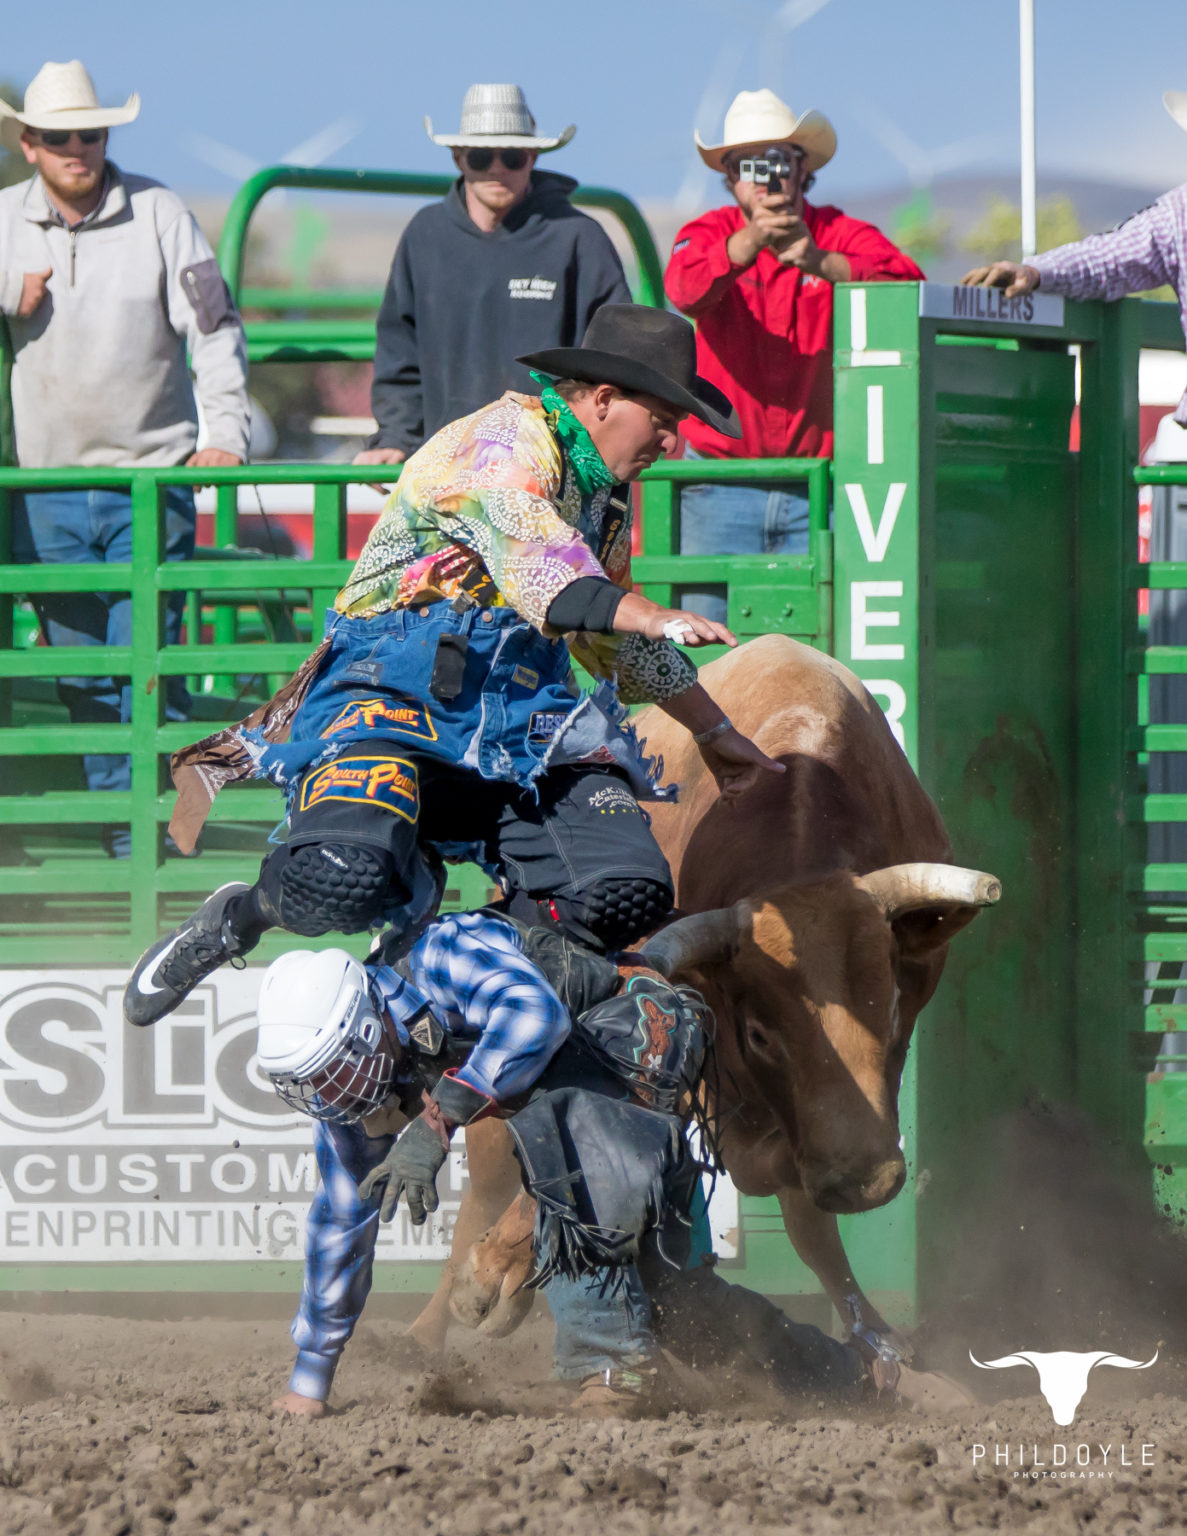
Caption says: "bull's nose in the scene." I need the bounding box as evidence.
[807,1156,906,1214]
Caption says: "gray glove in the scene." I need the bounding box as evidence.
[358,1075,492,1225]
[359,1114,449,1225]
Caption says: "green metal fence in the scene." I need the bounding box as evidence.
[634,455,832,655]
[1132,455,1187,1224]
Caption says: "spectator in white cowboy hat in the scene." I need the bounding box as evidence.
[964,90,1187,430]
[665,89,923,624]
[355,84,630,469]
[0,60,250,856]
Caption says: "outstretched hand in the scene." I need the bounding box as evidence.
[961,261,1040,298]
[699,727,785,804]
[615,593,738,649]
[272,1391,327,1419]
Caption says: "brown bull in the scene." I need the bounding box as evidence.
[411,634,999,1351]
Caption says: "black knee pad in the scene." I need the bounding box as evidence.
[546,876,674,953]
[258,841,393,937]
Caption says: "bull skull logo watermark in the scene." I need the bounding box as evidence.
[969,1350,1159,1427]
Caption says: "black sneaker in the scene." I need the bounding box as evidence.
[124,883,252,1026]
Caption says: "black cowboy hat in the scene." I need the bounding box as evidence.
[518,304,741,438]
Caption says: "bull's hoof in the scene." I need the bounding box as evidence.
[450,1257,535,1336]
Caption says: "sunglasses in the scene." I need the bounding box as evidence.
[37,129,104,148]
[464,147,529,172]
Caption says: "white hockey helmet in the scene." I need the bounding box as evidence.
[256,949,398,1123]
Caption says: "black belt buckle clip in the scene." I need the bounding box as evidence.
[430,631,469,701]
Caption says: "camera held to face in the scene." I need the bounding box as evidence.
[737,146,796,196]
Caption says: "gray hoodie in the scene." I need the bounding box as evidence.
[0,164,249,468]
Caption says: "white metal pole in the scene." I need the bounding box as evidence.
[1019,0,1037,259]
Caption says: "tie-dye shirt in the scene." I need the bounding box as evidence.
[335,390,696,704]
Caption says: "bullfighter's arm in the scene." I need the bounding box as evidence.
[283,1118,394,1409]
[405,912,572,1102]
[559,507,711,704]
[353,915,573,1230]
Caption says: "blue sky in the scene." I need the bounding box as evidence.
[3,0,1184,206]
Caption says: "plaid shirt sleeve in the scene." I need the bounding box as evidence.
[1031,193,1182,301]
[407,911,572,1100]
[288,1118,394,1401]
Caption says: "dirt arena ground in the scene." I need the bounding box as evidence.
[3,1109,1187,1536]
[1,1307,1186,1536]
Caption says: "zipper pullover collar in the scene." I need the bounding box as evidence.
[24,165,121,286]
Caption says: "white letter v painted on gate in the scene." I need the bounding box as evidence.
[843,483,907,563]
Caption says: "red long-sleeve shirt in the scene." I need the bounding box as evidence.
[664,200,924,459]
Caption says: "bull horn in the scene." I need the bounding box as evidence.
[636,906,744,978]
[856,863,1002,919]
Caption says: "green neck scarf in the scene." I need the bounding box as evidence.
[531,371,618,497]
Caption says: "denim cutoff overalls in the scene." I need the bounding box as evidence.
[249,602,671,813]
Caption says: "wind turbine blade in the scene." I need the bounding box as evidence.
[857,109,926,184]
[676,33,749,213]
[859,105,924,167]
[184,134,260,183]
[689,0,765,24]
[922,134,998,176]
[775,0,834,30]
[281,116,363,168]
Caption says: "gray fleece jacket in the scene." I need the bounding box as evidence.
[0,164,249,468]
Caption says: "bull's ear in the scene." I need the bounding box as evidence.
[891,903,985,959]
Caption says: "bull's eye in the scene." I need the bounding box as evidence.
[746,1018,775,1056]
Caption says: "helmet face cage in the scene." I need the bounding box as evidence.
[263,972,399,1125]
[270,1044,396,1125]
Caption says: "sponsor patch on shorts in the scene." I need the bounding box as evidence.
[512,665,540,690]
[298,756,420,822]
[588,783,639,815]
[322,697,438,742]
[527,710,568,748]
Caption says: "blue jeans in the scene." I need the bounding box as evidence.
[545,1177,710,1379]
[547,1266,657,1380]
[678,474,811,625]
[546,1247,866,1399]
[12,487,196,803]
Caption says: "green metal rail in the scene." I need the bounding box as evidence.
[218,165,666,364]
[635,455,832,654]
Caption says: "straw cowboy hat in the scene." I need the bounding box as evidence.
[695,88,836,176]
[425,83,575,152]
[520,303,741,438]
[1164,90,1187,134]
[0,60,139,151]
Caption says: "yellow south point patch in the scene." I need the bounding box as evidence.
[298,756,420,822]
[322,697,438,742]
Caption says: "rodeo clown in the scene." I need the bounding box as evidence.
[124,305,784,1028]
[251,907,954,1419]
